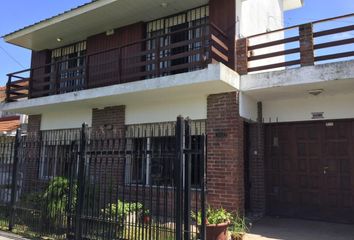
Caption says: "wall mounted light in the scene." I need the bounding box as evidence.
[160,2,168,8]
[308,89,324,96]
[106,29,115,36]
[56,38,63,42]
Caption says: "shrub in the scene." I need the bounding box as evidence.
[42,177,77,227]
[192,206,232,225]
[100,200,143,222]
[229,213,248,239]
[100,200,144,238]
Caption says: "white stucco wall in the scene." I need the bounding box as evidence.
[236,0,285,70]
[239,93,258,121]
[39,96,207,130]
[126,96,207,125]
[41,108,92,130]
[237,0,284,38]
[263,92,354,123]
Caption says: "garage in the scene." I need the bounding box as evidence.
[265,120,354,223]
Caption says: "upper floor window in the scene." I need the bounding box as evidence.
[146,6,209,77]
[51,41,87,93]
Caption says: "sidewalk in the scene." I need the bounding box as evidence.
[244,217,354,240]
[0,231,28,240]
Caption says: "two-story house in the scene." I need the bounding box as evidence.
[1,0,353,225]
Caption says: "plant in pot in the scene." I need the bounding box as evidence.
[141,209,151,224]
[192,207,232,240]
[229,213,248,240]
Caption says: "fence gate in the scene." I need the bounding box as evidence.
[0,117,206,240]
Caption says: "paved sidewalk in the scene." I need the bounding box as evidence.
[245,217,354,240]
[0,231,28,240]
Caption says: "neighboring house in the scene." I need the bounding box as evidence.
[0,87,27,136]
[1,0,353,225]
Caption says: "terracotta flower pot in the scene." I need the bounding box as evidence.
[231,233,245,240]
[206,222,229,240]
[143,215,150,224]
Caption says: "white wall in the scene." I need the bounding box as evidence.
[41,108,92,130]
[237,0,285,70]
[239,93,258,121]
[126,96,207,124]
[237,0,284,38]
[263,92,354,123]
[39,96,207,130]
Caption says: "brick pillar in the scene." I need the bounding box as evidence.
[248,102,266,218]
[91,105,126,192]
[27,115,41,134]
[236,38,249,75]
[206,92,244,213]
[24,115,42,192]
[91,106,125,138]
[299,23,314,66]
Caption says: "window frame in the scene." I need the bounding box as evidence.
[125,135,203,188]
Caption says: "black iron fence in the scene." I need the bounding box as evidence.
[0,117,206,240]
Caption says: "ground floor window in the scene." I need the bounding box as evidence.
[38,129,81,180]
[125,134,204,187]
[39,144,73,179]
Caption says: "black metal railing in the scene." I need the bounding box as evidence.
[0,117,206,240]
[6,23,230,102]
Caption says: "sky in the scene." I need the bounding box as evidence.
[0,0,353,86]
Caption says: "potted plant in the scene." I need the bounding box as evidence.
[229,213,248,240]
[192,207,232,240]
[141,209,151,224]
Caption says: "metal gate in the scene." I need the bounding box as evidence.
[0,117,206,240]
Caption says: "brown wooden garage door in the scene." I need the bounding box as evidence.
[265,120,354,223]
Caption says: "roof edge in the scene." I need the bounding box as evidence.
[2,0,116,41]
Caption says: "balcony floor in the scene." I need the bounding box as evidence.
[1,63,239,115]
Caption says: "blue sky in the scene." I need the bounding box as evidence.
[0,0,353,85]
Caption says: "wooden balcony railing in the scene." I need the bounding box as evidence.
[6,23,231,102]
[236,13,354,74]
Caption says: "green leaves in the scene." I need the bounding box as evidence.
[206,207,232,225]
[42,177,77,221]
[100,200,143,222]
[229,213,248,237]
[192,206,232,225]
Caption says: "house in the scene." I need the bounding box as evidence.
[1,0,353,228]
[0,87,27,136]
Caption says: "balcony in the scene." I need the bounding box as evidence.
[6,23,230,102]
[236,13,354,74]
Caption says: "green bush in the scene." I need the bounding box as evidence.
[99,200,144,238]
[229,213,248,239]
[192,206,232,225]
[42,177,77,226]
[100,200,143,222]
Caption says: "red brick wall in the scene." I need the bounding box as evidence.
[27,114,41,133]
[91,105,126,199]
[299,23,314,66]
[92,106,125,138]
[236,38,249,75]
[206,91,244,213]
